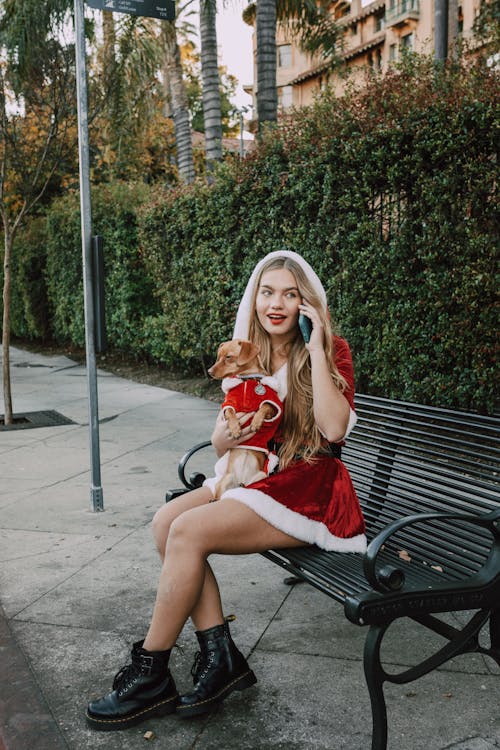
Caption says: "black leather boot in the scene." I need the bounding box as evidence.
[177,622,257,718]
[189,616,235,685]
[86,640,178,731]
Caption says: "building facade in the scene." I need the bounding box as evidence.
[243,0,485,112]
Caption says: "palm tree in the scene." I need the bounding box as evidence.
[256,0,278,130]
[248,0,342,133]
[161,21,195,183]
[199,0,223,171]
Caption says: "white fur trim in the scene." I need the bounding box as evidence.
[267,453,279,473]
[203,453,229,494]
[343,408,358,440]
[222,401,282,423]
[221,377,244,394]
[261,375,285,400]
[221,373,283,399]
[233,251,328,340]
[223,487,367,553]
[261,400,282,421]
[203,448,274,495]
[273,364,288,400]
[318,407,358,442]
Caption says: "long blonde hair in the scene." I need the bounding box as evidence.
[248,257,347,467]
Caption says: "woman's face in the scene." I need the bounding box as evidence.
[255,268,301,339]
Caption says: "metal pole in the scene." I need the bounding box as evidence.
[434,0,449,61]
[74,0,104,511]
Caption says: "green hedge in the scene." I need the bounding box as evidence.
[140,59,499,412]
[6,182,159,352]
[6,58,499,412]
[44,182,160,353]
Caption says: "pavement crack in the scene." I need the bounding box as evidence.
[9,526,144,620]
[247,580,295,661]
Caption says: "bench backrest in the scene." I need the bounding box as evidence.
[343,395,499,582]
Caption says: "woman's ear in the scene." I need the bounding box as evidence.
[236,339,260,366]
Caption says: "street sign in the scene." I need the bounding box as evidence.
[86,0,175,21]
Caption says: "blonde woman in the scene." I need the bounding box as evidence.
[86,250,366,731]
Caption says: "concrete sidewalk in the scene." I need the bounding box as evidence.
[0,345,498,750]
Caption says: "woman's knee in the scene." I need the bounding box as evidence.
[167,510,207,555]
[151,504,176,552]
[152,488,213,553]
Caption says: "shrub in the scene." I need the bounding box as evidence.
[9,58,499,413]
[43,182,158,352]
[139,58,499,412]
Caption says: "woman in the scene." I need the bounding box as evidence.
[86,250,366,731]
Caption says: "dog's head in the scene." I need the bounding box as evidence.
[208,339,261,379]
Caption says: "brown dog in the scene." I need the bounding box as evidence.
[208,339,283,499]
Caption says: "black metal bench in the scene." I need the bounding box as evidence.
[165,393,500,750]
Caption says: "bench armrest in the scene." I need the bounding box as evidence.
[363,507,500,593]
[176,440,213,490]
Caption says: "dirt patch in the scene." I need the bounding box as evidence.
[12,339,223,403]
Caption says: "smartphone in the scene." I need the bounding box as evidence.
[298,313,313,343]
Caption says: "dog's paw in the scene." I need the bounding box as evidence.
[249,417,264,433]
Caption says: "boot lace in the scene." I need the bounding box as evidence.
[112,662,140,692]
[190,651,204,679]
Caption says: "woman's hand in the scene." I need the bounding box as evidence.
[299,300,350,442]
[211,410,257,457]
[299,300,324,353]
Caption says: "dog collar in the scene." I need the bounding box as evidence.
[221,374,280,397]
[240,375,267,395]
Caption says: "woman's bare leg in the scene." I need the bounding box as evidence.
[151,488,225,630]
[151,487,212,560]
[143,498,305,651]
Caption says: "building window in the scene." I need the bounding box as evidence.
[389,43,398,61]
[280,85,293,109]
[375,12,385,32]
[401,32,414,50]
[350,22,358,35]
[277,44,292,68]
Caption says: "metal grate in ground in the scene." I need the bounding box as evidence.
[0,410,76,431]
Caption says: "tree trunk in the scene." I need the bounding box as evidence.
[256,0,278,133]
[199,0,222,171]
[2,223,13,425]
[162,23,195,184]
[102,10,116,71]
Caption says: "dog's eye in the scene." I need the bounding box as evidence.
[225,355,234,361]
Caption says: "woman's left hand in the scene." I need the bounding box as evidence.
[299,300,324,352]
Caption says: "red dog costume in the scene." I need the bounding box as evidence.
[221,375,283,455]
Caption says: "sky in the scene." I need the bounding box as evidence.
[214,1,254,112]
[61,2,255,113]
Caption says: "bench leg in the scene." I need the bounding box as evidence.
[364,624,389,750]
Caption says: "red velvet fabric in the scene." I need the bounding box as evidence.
[246,336,366,540]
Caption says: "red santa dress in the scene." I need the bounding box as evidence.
[219,337,367,553]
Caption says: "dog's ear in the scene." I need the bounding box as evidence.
[236,339,259,365]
